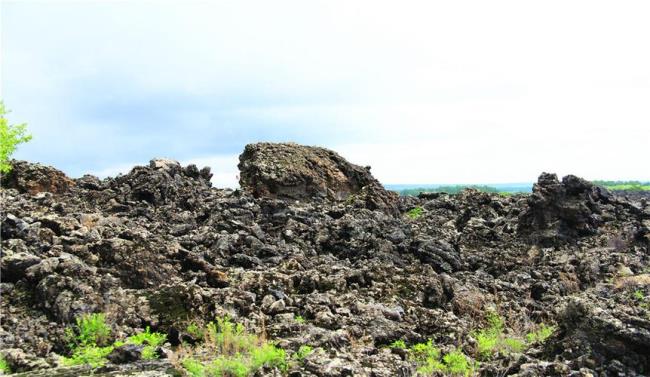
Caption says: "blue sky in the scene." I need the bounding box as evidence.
[2,1,649,187]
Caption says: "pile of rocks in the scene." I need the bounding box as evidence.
[1,143,648,376]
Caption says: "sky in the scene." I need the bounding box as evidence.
[1,0,649,188]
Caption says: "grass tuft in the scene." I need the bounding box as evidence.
[178,316,288,377]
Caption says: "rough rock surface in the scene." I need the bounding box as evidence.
[1,145,649,376]
[238,143,398,215]
[1,160,74,195]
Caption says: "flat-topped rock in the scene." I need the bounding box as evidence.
[238,142,398,214]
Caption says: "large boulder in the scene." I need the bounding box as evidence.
[1,160,74,195]
[238,143,398,214]
[518,173,610,245]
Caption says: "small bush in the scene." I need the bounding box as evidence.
[473,311,533,360]
[292,345,313,362]
[294,315,305,324]
[406,206,424,219]
[75,313,111,347]
[62,345,114,368]
[525,324,555,344]
[389,339,407,350]
[407,341,478,376]
[62,313,167,367]
[187,323,204,340]
[182,358,206,377]
[443,349,477,376]
[124,326,166,360]
[178,316,288,377]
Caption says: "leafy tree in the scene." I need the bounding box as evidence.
[0,101,32,173]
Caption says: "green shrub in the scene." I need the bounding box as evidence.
[525,324,555,344]
[406,206,424,219]
[292,345,313,362]
[406,341,478,376]
[182,358,206,377]
[0,101,32,174]
[294,315,305,324]
[389,339,407,349]
[75,313,111,347]
[473,311,531,360]
[187,322,204,340]
[62,313,167,367]
[179,317,288,376]
[62,345,114,368]
[62,313,114,367]
[443,349,477,376]
[0,355,11,374]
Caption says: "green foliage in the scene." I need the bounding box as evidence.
[525,323,555,344]
[0,354,11,374]
[406,206,424,219]
[633,289,645,301]
[182,358,206,377]
[502,338,525,353]
[125,326,166,360]
[62,345,114,368]
[126,326,166,347]
[406,341,478,376]
[75,313,111,347]
[294,315,306,324]
[179,316,288,377]
[443,349,477,376]
[593,180,650,191]
[62,313,167,367]
[389,339,407,349]
[187,322,204,340]
[472,311,533,360]
[399,185,510,196]
[250,343,287,372]
[292,345,313,362]
[410,339,441,365]
[0,102,32,174]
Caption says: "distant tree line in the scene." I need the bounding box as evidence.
[398,185,502,196]
[593,180,650,191]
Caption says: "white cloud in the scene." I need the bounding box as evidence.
[3,0,650,182]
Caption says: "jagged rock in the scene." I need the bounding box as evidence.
[553,296,650,374]
[238,142,398,214]
[518,173,609,245]
[1,160,74,194]
[1,151,649,376]
[108,344,144,364]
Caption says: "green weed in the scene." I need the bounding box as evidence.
[74,313,111,347]
[179,316,288,376]
[187,322,204,340]
[294,315,306,324]
[62,313,167,367]
[525,323,555,344]
[406,341,478,376]
[389,339,407,350]
[0,355,11,374]
[62,345,114,368]
[292,345,313,362]
[406,206,424,219]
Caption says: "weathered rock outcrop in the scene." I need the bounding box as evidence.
[238,143,398,214]
[1,159,74,194]
[1,146,649,376]
[518,173,610,245]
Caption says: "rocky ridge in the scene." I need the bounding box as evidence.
[1,143,649,376]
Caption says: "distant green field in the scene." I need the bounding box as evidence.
[397,185,518,196]
[593,181,650,191]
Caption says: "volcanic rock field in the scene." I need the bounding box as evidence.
[1,143,649,376]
